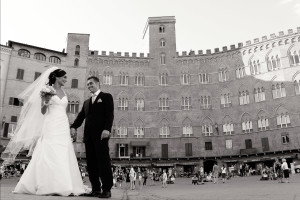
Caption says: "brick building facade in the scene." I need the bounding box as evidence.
[1,16,300,172]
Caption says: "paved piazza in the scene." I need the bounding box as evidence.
[1,175,300,200]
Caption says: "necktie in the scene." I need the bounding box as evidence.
[91,93,97,103]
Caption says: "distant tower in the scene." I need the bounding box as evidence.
[148,16,176,67]
[66,33,90,68]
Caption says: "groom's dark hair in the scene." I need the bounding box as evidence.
[87,76,99,83]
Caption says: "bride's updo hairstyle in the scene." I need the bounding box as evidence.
[48,69,66,86]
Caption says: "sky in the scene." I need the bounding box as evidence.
[1,0,300,54]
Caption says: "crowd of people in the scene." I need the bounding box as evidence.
[111,166,177,190]
[0,162,28,179]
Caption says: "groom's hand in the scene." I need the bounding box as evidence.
[101,130,110,140]
[71,128,77,142]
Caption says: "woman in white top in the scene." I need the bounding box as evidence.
[281,159,289,183]
[221,165,227,183]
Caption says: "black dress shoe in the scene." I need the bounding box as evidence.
[80,191,102,197]
[98,191,111,198]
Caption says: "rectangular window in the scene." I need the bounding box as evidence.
[16,69,24,80]
[225,139,232,149]
[185,143,193,157]
[205,142,212,150]
[11,116,18,123]
[9,97,23,106]
[71,79,78,88]
[159,74,168,85]
[34,72,41,80]
[281,134,290,144]
[261,137,270,152]
[67,103,79,113]
[117,144,129,157]
[161,144,168,158]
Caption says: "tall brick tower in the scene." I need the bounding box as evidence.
[66,33,90,68]
[148,16,176,67]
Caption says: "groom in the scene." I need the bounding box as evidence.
[71,76,114,198]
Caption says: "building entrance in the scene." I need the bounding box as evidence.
[203,160,217,173]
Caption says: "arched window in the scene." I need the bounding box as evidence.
[159,73,168,85]
[239,90,250,105]
[181,96,192,110]
[254,87,265,102]
[18,49,30,58]
[250,60,261,75]
[49,56,61,64]
[183,118,193,137]
[74,58,79,66]
[200,96,211,109]
[220,93,231,108]
[160,39,166,47]
[160,53,166,65]
[75,45,80,55]
[272,83,286,99]
[159,25,165,33]
[159,97,169,111]
[34,53,46,61]
[290,50,300,65]
[181,73,190,85]
[103,71,113,85]
[118,97,128,110]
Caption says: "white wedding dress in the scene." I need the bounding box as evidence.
[13,95,86,196]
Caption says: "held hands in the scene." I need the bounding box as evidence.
[101,130,110,140]
[42,94,52,106]
[70,128,77,142]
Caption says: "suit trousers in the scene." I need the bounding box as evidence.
[85,137,113,192]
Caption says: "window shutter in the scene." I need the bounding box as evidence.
[116,143,119,157]
[125,144,128,156]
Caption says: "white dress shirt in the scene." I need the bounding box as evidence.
[91,90,100,103]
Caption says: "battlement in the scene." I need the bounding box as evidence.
[177,27,300,57]
[88,50,150,58]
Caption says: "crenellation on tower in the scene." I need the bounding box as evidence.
[279,31,284,36]
[206,49,211,54]
[270,33,276,39]
[288,29,293,34]
[262,36,267,41]
[101,51,106,56]
[254,38,259,43]
[230,44,235,50]
[214,48,219,53]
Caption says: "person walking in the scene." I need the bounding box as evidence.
[212,163,219,184]
[130,167,136,190]
[162,170,167,188]
[71,76,114,198]
[221,165,227,183]
[281,159,290,183]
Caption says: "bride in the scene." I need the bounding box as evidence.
[1,66,86,196]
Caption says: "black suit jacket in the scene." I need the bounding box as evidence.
[71,91,114,142]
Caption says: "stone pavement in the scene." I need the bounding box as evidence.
[1,175,300,200]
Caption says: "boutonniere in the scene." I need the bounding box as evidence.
[97,98,102,103]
